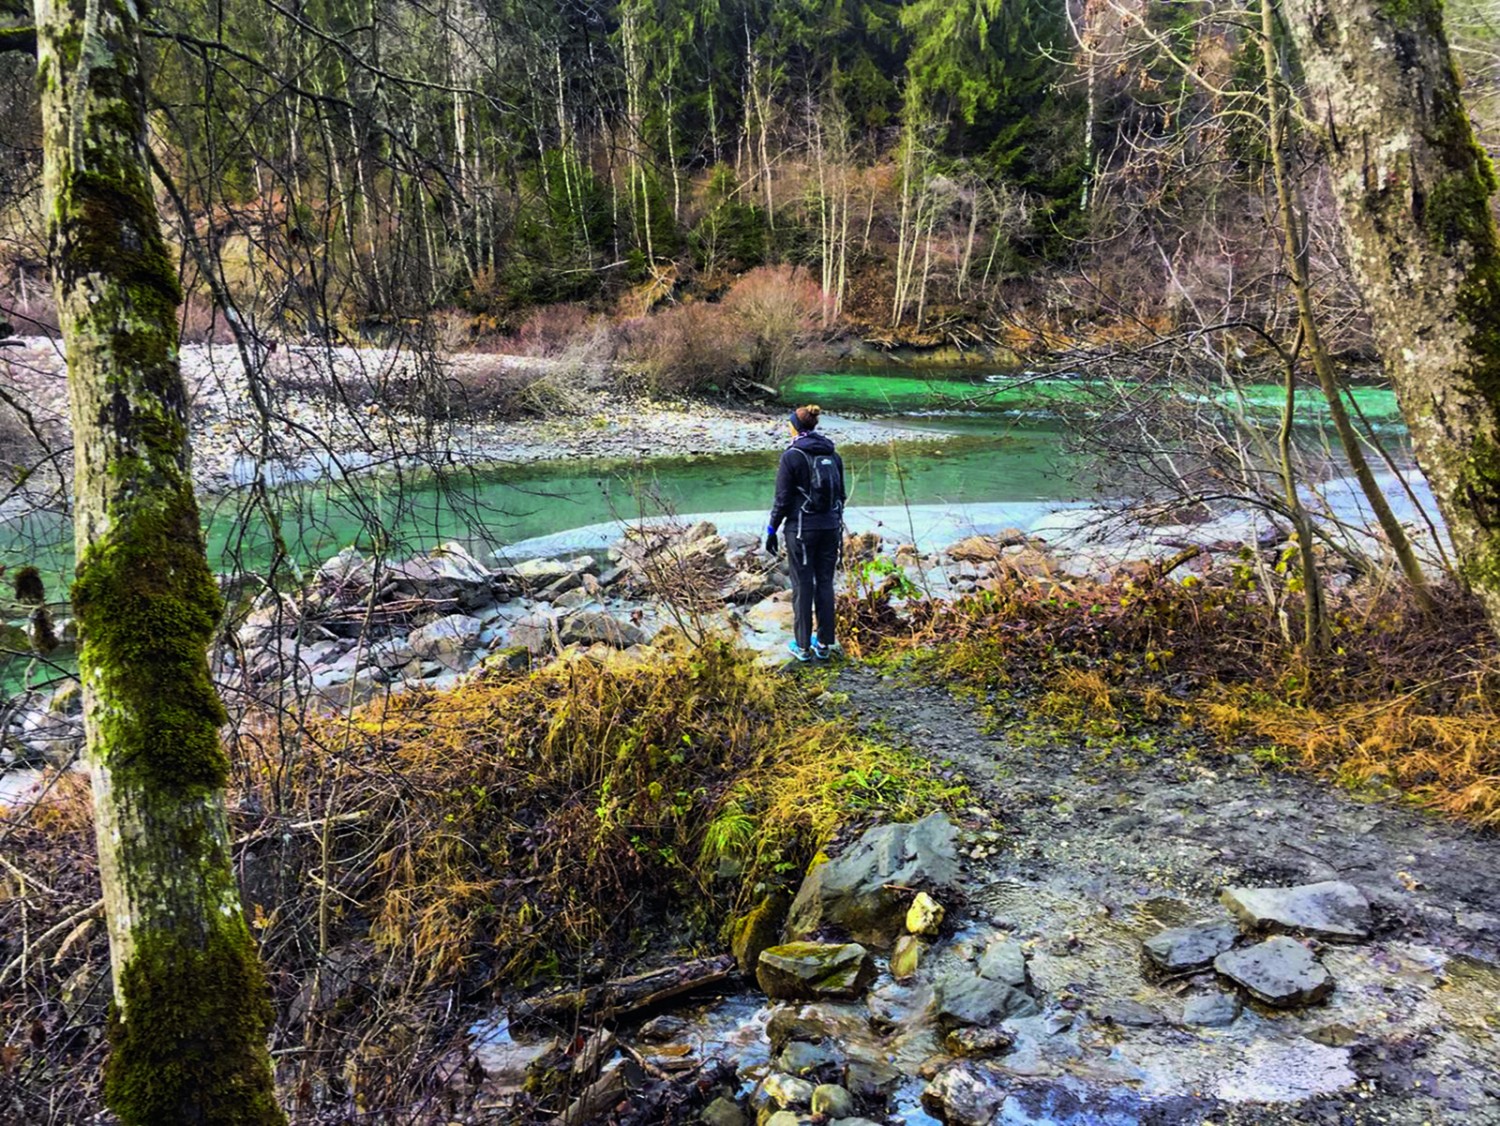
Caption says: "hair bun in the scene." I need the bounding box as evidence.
[806,404,821,417]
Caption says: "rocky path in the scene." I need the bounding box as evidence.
[822,662,1500,1124]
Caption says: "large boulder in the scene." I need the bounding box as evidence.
[1214,936,1334,1007]
[559,610,645,648]
[785,813,961,947]
[1220,881,1371,941]
[757,942,875,1001]
[389,542,507,610]
[407,613,484,668]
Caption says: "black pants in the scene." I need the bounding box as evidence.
[788,526,841,649]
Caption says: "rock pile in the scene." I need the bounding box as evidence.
[462,814,1394,1125]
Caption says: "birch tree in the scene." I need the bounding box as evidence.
[1278,0,1500,625]
[33,0,283,1121]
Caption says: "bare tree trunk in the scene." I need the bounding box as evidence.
[34,0,283,1121]
[1279,0,1500,623]
[1261,0,1433,608]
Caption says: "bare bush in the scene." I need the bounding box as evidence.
[721,265,826,388]
[626,265,827,396]
[625,301,747,396]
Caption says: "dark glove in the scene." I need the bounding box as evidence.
[765,526,779,555]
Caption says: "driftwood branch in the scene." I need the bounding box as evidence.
[511,954,736,1029]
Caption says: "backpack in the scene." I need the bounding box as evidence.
[794,448,844,520]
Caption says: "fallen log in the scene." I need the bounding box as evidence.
[511,954,736,1030]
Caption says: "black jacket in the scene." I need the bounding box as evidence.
[769,431,846,535]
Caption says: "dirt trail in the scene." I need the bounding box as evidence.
[831,662,1500,1124]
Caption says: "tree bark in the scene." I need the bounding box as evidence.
[1278,0,1500,623]
[1261,0,1433,609]
[34,0,284,1122]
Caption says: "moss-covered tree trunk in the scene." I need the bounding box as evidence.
[1277,0,1500,624]
[33,1,284,1122]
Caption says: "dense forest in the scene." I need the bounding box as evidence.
[0,0,1491,351]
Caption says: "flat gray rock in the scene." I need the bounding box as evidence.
[407,613,483,666]
[1220,881,1371,941]
[1142,919,1239,975]
[1214,936,1334,1007]
[935,971,1039,1028]
[775,1040,839,1077]
[1181,991,1242,1027]
[976,938,1027,986]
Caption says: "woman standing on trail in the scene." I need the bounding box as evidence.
[766,404,846,662]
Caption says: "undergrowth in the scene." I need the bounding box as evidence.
[845,568,1500,825]
[0,635,960,1122]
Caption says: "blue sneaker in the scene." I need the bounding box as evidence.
[786,640,813,663]
[810,633,832,660]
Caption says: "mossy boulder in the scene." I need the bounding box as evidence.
[757,942,875,1001]
[731,891,791,975]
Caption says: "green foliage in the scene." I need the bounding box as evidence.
[859,556,920,599]
[901,0,1085,238]
[317,637,962,983]
[690,164,769,274]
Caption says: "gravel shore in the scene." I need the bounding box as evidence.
[1,338,939,504]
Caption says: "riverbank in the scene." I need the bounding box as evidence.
[0,338,945,505]
[4,540,1498,1123]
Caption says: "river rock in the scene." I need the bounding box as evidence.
[891,934,923,981]
[731,892,791,975]
[785,812,961,947]
[757,942,875,1001]
[945,1026,1016,1057]
[810,1084,855,1118]
[775,1040,839,1078]
[390,542,504,609]
[947,530,1027,562]
[1181,991,1242,1027]
[1141,919,1239,975]
[976,938,1027,987]
[366,636,416,668]
[753,1072,815,1111]
[700,1096,746,1126]
[1214,936,1334,1007]
[935,970,1039,1028]
[315,547,372,591]
[762,1114,811,1126]
[906,891,945,936]
[407,613,483,666]
[1220,881,1372,941]
[766,1002,868,1050]
[922,1062,1006,1126]
[1090,998,1161,1027]
[559,610,645,648]
[867,982,934,1030]
[509,612,556,654]
[552,587,595,610]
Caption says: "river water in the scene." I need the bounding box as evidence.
[0,370,1408,608]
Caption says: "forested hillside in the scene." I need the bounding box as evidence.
[0,0,1493,351]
